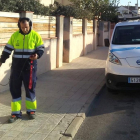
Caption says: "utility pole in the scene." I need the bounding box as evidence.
[128,1,131,14]
[137,0,139,15]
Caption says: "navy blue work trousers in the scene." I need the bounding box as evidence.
[9,67,37,118]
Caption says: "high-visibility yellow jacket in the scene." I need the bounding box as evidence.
[0,30,44,70]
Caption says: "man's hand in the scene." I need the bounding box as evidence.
[29,54,38,60]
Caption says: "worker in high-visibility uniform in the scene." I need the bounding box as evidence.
[0,17,44,123]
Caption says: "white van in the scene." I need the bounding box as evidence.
[105,20,140,91]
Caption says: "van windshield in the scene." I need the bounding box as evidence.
[112,25,140,45]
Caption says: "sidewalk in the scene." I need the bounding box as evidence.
[0,46,108,140]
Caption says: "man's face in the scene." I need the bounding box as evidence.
[20,20,30,34]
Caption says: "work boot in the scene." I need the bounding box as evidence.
[8,115,18,123]
[28,112,36,120]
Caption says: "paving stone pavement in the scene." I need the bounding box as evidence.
[0,47,108,140]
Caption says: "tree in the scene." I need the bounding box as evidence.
[0,0,50,16]
[69,0,120,21]
[95,0,120,22]
[51,0,94,20]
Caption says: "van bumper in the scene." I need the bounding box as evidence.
[106,73,140,90]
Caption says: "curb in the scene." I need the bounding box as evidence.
[60,136,72,140]
[60,80,105,140]
[64,117,84,138]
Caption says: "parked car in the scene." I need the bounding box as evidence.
[105,19,140,91]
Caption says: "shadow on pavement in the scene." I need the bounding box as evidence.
[0,68,105,117]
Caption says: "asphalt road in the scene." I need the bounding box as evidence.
[74,86,140,140]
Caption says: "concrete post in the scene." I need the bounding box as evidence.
[109,22,111,42]
[63,17,73,63]
[56,15,64,68]
[93,19,98,50]
[82,19,87,55]
[98,21,104,46]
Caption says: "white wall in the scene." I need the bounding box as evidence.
[70,35,83,61]
[0,46,12,93]
[86,34,94,53]
[37,38,57,75]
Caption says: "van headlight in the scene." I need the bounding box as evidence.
[109,53,121,65]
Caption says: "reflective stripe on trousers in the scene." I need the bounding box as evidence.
[26,98,37,112]
[11,97,21,114]
[11,98,37,114]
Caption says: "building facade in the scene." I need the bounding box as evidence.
[118,5,140,18]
